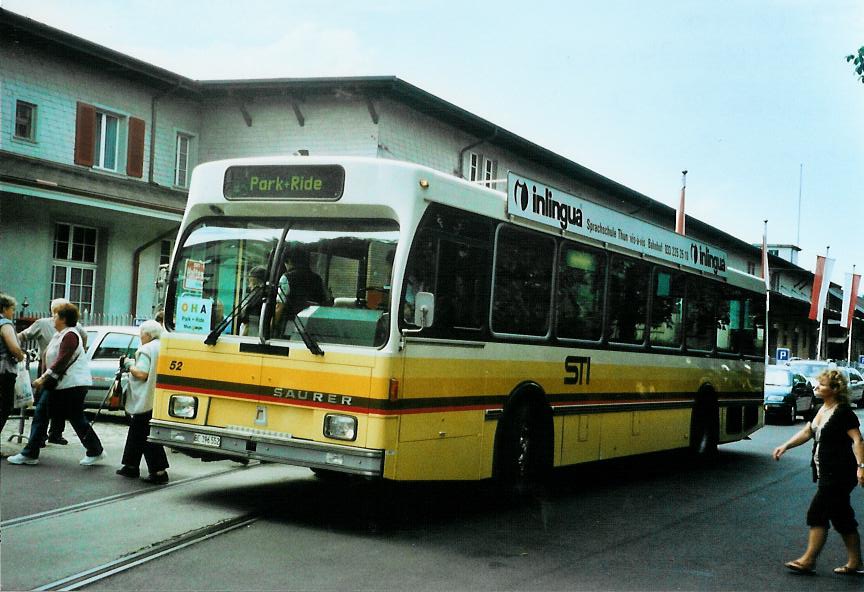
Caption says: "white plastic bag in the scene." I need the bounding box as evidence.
[14,362,34,408]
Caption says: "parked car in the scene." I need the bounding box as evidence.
[786,359,864,409]
[838,367,864,408]
[764,365,816,424]
[82,326,140,410]
[786,359,831,389]
[25,325,140,411]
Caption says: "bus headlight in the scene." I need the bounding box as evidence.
[323,414,357,441]
[169,395,198,419]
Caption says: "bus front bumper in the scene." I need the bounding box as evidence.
[148,420,384,477]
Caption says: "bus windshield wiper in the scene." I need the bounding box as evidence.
[204,285,263,346]
[292,315,324,356]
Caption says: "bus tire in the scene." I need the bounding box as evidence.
[689,396,719,460]
[494,400,551,494]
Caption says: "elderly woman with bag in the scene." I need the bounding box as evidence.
[7,302,105,467]
[0,293,26,434]
[115,319,169,484]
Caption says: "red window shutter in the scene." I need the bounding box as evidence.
[126,117,146,178]
[74,102,96,166]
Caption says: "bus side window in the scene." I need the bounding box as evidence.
[492,226,555,337]
[685,276,716,351]
[607,255,650,345]
[650,270,685,347]
[403,234,435,325]
[556,245,605,341]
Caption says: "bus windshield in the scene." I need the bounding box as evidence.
[169,218,399,347]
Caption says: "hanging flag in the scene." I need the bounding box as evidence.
[761,220,770,289]
[808,255,836,322]
[840,272,861,329]
[675,170,687,235]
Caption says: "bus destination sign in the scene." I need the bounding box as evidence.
[507,172,728,278]
[223,165,345,200]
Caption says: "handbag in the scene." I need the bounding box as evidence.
[14,361,34,408]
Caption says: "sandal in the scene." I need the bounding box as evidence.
[785,560,815,574]
[833,565,864,576]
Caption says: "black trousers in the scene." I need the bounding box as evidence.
[21,386,102,459]
[121,410,169,473]
[807,480,859,534]
[0,372,15,432]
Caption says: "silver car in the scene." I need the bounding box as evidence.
[81,326,141,410]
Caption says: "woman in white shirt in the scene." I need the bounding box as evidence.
[115,319,170,484]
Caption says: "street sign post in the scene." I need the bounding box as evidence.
[776,348,790,362]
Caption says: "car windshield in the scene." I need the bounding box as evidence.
[765,368,792,386]
[168,218,399,348]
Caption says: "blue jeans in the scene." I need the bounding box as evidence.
[22,386,103,459]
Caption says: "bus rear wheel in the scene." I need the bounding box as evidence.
[689,399,719,460]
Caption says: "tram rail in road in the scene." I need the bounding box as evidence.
[0,463,256,529]
[1,462,309,592]
[32,513,260,591]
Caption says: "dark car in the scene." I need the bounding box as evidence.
[764,366,815,424]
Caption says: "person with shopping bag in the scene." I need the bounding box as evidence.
[0,293,26,435]
[7,302,105,467]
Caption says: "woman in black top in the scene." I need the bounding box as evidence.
[773,369,864,576]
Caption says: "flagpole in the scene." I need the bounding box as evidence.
[763,220,770,365]
[676,170,688,235]
[849,264,857,365]
[816,246,830,361]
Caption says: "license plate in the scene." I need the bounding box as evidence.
[193,433,221,448]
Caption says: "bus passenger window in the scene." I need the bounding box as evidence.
[492,227,554,337]
[557,246,605,340]
[650,271,685,347]
[685,277,716,351]
[607,256,650,345]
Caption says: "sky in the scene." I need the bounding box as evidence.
[4,0,863,289]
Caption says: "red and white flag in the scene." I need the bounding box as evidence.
[840,272,861,329]
[675,171,687,235]
[808,255,836,322]
[761,220,770,289]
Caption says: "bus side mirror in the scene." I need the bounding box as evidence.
[414,292,435,328]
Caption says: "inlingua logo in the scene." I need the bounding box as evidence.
[512,178,583,230]
[514,179,530,211]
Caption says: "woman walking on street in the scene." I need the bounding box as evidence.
[7,302,104,467]
[0,293,26,434]
[115,319,169,484]
[773,368,864,576]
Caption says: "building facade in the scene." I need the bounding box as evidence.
[0,10,861,362]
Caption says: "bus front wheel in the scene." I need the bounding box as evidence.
[495,401,549,492]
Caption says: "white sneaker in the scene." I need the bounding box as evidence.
[7,453,39,465]
[79,452,106,466]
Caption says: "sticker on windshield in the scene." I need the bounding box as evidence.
[183,259,205,292]
[177,294,214,334]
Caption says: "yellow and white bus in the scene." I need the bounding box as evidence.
[150,156,765,482]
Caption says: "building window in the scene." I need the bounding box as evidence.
[52,223,98,313]
[95,111,119,170]
[483,158,497,188]
[468,153,481,182]
[14,100,37,141]
[467,152,498,188]
[160,240,173,266]
[175,133,192,187]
